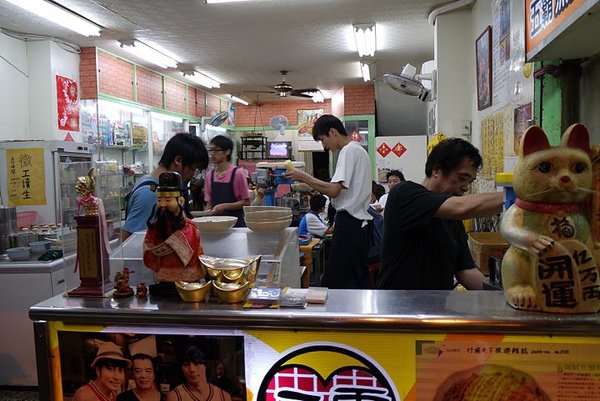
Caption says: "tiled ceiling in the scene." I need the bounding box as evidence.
[0,0,452,103]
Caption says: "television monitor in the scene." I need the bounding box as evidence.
[267,141,292,159]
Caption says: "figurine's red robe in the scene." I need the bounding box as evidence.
[143,219,204,282]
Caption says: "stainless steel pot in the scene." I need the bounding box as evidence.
[0,206,17,234]
[14,231,37,248]
[0,205,16,224]
[0,235,11,253]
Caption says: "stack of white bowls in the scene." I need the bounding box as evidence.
[243,206,292,232]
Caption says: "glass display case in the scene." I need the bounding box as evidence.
[110,227,301,289]
[151,111,185,167]
[59,161,124,243]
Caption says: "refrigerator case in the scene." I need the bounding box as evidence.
[0,141,93,226]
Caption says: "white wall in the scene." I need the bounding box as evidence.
[27,40,80,141]
[27,40,53,140]
[50,40,80,141]
[0,32,29,139]
[470,0,493,149]
[435,8,474,139]
[375,78,428,136]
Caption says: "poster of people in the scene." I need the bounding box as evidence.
[57,331,246,401]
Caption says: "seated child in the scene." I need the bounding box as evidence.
[298,194,333,238]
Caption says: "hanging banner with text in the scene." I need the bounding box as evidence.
[56,75,80,132]
[6,148,46,206]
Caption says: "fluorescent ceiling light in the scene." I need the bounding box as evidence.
[360,62,371,82]
[205,0,250,3]
[360,61,376,82]
[118,40,178,69]
[182,71,221,89]
[353,24,376,57]
[225,94,249,105]
[6,0,101,37]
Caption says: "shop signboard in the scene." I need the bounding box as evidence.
[45,322,600,401]
[525,0,592,60]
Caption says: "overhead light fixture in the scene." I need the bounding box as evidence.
[225,94,249,105]
[353,24,376,57]
[360,61,376,82]
[6,0,101,37]
[205,0,249,3]
[118,40,178,69]
[311,91,325,103]
[182,71,221,89]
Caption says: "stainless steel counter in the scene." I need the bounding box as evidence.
[0,253,76,274]
[29,290,600,335]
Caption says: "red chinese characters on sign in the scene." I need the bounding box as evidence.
[392,142,407,158]
[257,345,397,401]
[56,75,80,131]
[377,142,391,158]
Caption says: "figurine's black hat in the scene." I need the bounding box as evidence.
[157,172,183,195]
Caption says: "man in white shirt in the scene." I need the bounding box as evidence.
[285,115,372,288]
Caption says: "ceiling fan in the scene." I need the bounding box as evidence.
[249,71,320,99]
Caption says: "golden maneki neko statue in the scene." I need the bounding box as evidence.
[143,172,205,284]
[501,124,600,313]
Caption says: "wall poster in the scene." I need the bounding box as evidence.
[44,322,600,401]
[297,109,324,151]
[480,110,510,179]
[514,102,533,153]
[476,26,493,111]
[56,75,80,132]
[6,148,46,205]
[492,0,511,108]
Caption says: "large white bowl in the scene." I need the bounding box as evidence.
[7,246,31,261]
[246,218,292,233]
[192,216,238,232]
[244,206,292,214]
[244,212,293,222]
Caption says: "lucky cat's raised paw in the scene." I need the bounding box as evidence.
[506,285,539,310]
[527,235,554,255]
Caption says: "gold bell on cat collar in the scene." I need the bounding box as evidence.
[495,172,514,210]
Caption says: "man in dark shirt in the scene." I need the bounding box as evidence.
[377,138,503,290]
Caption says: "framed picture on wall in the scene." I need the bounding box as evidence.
[475,26,492,111]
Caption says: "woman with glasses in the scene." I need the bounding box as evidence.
[203,135,250,227]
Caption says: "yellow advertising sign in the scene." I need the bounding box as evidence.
[44,323,600,401]
[6,148,46,205]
